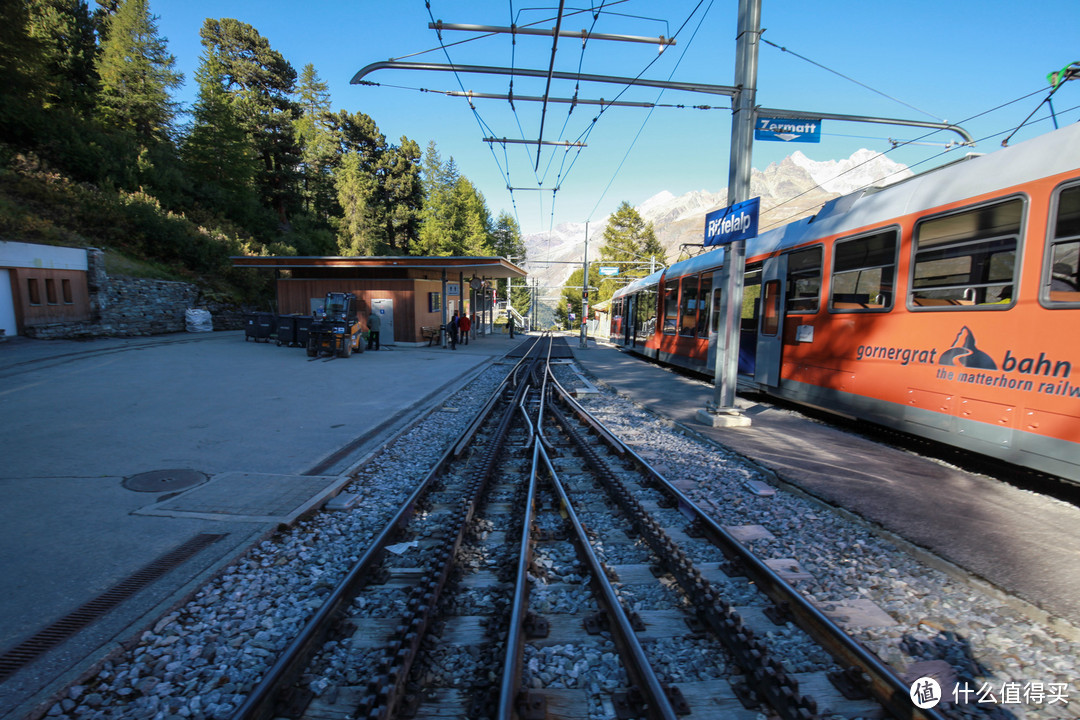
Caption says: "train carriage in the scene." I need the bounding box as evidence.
[610,121,1080,483]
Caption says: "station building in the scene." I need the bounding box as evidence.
[231,255,528,346]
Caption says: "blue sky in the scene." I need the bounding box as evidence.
[153,1,1080,237]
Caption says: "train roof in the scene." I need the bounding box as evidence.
[754,121,1080,253]
[611,268,665,299]
[609,122,1080,294]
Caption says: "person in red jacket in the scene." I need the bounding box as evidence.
[459,312,471,345]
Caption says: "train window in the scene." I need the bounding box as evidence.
[662,279,679,334]
[1046,183,1080,305]
[911,198,1022,308]
[679,275,699,336]
[697,275,713,336]
[742,264,762,330]
[830,229,897,311]
[762,280,781,335]
[786,246,823,313]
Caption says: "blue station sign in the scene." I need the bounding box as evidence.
[705,197,760,247]
[755,116,822,143]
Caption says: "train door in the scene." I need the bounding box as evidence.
[704,267,725,374]
[755,256,786,386]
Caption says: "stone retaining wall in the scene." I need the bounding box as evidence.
[25,262,245,339]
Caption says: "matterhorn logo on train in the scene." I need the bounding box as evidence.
[855,327,1077,397]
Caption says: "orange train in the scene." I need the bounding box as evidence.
[609,122,1080,483]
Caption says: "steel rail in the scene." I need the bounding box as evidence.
[454,335,540,457]
[550,381,948,720]
[356,354,542,719]
[536,441,681,720]
[496,389,543,718]
[229,347,537,720]
[548,400,817,719]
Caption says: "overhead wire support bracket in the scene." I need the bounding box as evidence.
[757,106,975,145]
[449,90,679,109]
[351,61,738,97]
[429,22,677,49]
[485,137,586,147]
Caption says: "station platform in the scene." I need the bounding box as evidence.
[569,338,1080,637]
[0,328,522,719]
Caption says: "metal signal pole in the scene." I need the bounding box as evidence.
[699,0,759,428]
[580,222,589,349]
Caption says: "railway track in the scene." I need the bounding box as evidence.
[221,335,943,720]
[27,336,1079,720]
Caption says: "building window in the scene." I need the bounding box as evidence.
[429,292,442,312]
[62,278,73,304]
[28,278,41,305]
[45,278,58,304]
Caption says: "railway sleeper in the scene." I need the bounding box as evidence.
[613,684,692,719]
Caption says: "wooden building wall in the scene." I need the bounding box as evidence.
[277,278,450,344]
[12,268,91,331]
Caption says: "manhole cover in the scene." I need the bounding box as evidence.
[124,469,208,493]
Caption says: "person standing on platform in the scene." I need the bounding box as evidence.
[459,312,471,345]
[508,314,515,338]
[448,311,459,350]
[367,308,381,350]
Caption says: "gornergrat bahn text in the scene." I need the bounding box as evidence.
[609,122,1080,483]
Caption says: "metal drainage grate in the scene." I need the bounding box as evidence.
[0,533,226,681]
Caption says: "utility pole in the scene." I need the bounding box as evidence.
[580,222,589,349]
[698,0,759,428]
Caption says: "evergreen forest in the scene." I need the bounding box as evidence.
[0,0,526,305]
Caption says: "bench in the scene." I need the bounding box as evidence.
[421,326,441,346]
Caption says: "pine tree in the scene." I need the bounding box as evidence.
[294,64,336,221]
[335,151,384,255]
[199,18,300,226]
[492,212,529,315]
[0,1,46,143]
[600,201,664,278]
[26,0,99,115]
[95,0,181,146]
[182,51,260,223]
[329,109,387,255]
[381,137,423,254]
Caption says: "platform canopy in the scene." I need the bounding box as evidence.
[230,255,527,280]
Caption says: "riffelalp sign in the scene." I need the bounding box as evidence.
[704,197,760,247]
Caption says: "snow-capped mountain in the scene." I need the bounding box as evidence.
[521,149,911,313]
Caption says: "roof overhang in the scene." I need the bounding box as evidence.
[230,255,527,280]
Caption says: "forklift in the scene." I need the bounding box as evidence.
[307,292,365,358]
